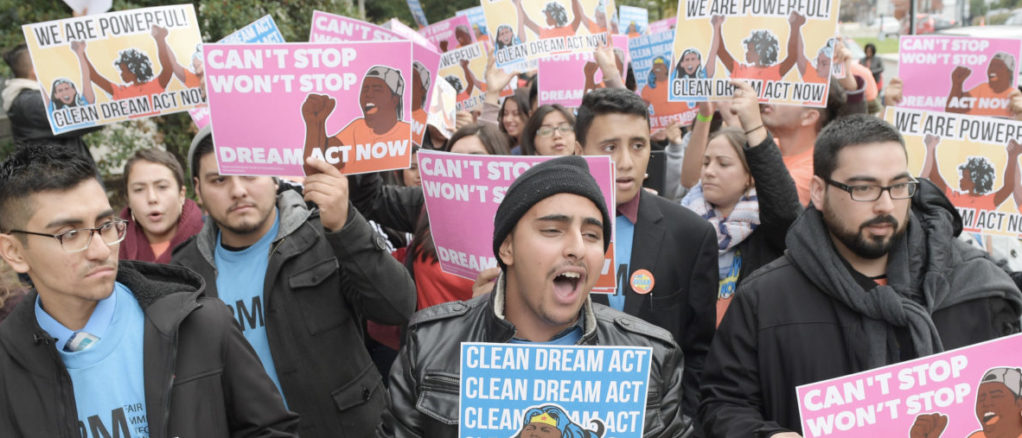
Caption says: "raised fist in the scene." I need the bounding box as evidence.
[909,413,947,438]
[302,93,336,122]
[951,66,971,85]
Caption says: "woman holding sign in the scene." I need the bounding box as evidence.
[680,80,802,325]
[520,104,576,156]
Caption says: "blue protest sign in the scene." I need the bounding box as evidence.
[220,14,284,44]
[628,30,674,91]
[459,343,652,438]
[407,0,429,28]
[618,6,648,36]
[457,6,490,42]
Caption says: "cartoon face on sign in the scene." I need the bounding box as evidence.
[909,367,1022,438]
[512,404,605,438]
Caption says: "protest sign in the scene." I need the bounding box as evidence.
[630,31,700,129]
[483,0,612,70]
[427,78,458,138]
[457,6,491,43]
[309,12,439,146]
[898,35,1021,118]
[438,42,490,112]
[618,5,648,37]
[383,18,439,50]
[22,5,203,134]
[407,0,430,28]
[420,15,476,53]
[460,343,652,437]
[536,34,629,108]
[418,151,616,293]
[203,41,413,176]
[886,107,1022,237]
[670,0,839,107]
[797,333,1022,438]
[647,16,677,34]
[309,11,402,42]
[189,14,285,130]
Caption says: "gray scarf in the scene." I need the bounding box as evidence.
[786,207,947,368]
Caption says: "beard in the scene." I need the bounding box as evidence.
[823,207,907,260]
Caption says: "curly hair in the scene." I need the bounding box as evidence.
[743,30,779,66]
[444,75,463,93]
[114,48,154,83]
[49,78,82,110]
[544,2,570,27]
[959,156,996,195]
[514,405,605,438]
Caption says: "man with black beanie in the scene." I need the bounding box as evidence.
[378,155,691,437]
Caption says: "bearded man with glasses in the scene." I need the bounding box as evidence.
[0,143,297,436]
[699,114,1022,438]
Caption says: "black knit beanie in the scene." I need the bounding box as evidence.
[492,155,611,268]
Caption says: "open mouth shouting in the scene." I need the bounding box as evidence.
[552,269,585,305]
[983,411,998,426]
[364,102,378,115]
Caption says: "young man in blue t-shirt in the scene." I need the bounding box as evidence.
[0,143,297,437]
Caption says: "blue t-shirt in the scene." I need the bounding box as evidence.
[215,210,285,400]
[609,215,636,311]
[37,283,150,438]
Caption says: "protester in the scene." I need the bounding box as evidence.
[699,115,1022,437]
[680,81,802,326]
[118,148,203,264]
[378,155,688,436]
[3,44,97,162]
[350,124,512,312]
[394,146,422,187]
[575,87,718,419]
[520,104,576,156]
[478,56,531,152]
[860,42,883,90]
[0,143,297,436]
[172,128,416,437]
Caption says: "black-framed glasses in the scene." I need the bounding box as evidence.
[536,123,573,138]
[7,219,128,253]
[826,178,919,202]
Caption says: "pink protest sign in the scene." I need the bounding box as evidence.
[419,151,617,293]
[536,34,629,107]
[309,10,402,42]
[647,17,676,34]
[797,333,1022,438]
[419,15,475,53]
[382,18,438,50]
[411,46,441,145]
[203,41,413,176]
[899,36,1021,118]
[438,42,490,111]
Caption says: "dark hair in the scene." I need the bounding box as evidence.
[444,75,463,93]
[3,44,32,79]
[49,78,82,110]
[443,123,512,155]
[514,404,604,438]
[115,48,154,83]
[498,88,532,142]
[813,114,905,180]
[543,2,569,27]
[675,48,703,79]
[520,104,575,156]
[190,134,215,179]
[708,127,751,178]
[410,124,511,264]
[817,78,848,132]
[864,43,877,56]
[124,148,186,192]
[744,30,779,66]
[528,76,538,110]
[0,143,101,233]
[959,157,996,194]
[575,87,649,147]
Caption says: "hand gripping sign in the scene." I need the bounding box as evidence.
[22,5,203,134]
[203,41,413,177]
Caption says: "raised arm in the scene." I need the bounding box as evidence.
[920,134,947,193]
[1011,140,1022,209]
[301,93,336,175]
[151,26,175,90]
[483,55,514,106]
[577,0,600,32]
[70,40,114,96]
[514,0,541,39]
[460,59,477,96]
[593,41,624,89]
[71,41,96,104]
[778,12,806,78]
[944,66,971,114]
[996,139,1022,207]
[569,0,585,31]
[681,103,713,189]
[710,16,735,74]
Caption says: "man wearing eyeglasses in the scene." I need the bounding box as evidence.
[0,143,297,436]
[699,114,1022,438]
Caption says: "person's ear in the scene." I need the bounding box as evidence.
[802,109,821,128]
[574,141,583,155]
[192,176,202,200]
[0,234,29,274]
[499,234,514,267]
[810,175,826,207]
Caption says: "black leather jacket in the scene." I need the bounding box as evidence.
[378,275,692,437]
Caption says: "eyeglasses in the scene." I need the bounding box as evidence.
[826,178,919,202]
[7,219,128,253]
[536,123,573,138]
